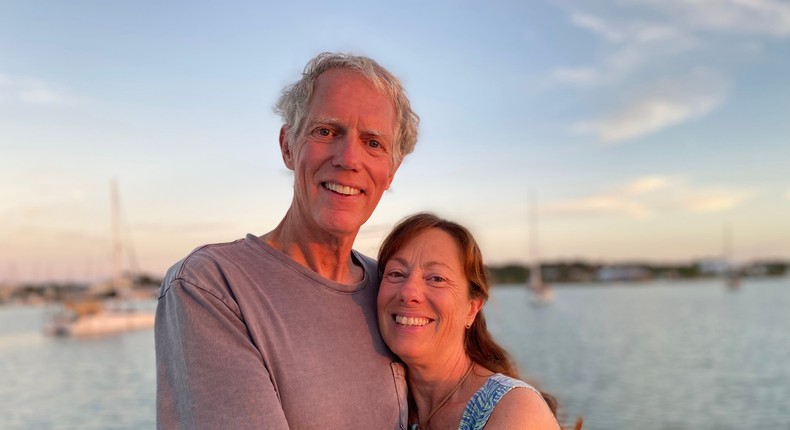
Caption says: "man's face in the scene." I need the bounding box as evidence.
[281,68,399,239]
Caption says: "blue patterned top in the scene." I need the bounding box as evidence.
[458,373,540,430]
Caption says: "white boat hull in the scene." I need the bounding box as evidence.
[47,310,155,337]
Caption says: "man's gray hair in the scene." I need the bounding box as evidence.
[274,52,419,166]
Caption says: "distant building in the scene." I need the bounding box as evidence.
[698,259,730,276]
[596,265,651,282]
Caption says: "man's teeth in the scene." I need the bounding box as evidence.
[395,315,430,327]
[324,183,361,196]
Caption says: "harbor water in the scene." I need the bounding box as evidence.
[1,277,788,429]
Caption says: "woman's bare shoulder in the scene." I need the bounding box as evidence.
[483,386,560,429]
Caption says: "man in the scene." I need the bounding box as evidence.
[155,52,419,429]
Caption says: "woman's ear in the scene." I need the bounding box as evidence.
[279,126,295,170]
[466,297,484,326]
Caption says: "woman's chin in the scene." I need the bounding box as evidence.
[386,343,424,365]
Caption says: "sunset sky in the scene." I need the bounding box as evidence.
[2,0,789,283]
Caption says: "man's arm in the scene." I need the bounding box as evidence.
[155,277,289,430]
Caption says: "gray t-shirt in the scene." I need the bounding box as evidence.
[155,234,407,429]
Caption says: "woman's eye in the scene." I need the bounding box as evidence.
[428,275,446,283]
[386,270,405,279]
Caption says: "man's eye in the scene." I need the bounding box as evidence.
[318,128,331,136]
[368,139,381,149]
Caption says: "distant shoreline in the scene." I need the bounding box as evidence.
[487,259,789,285]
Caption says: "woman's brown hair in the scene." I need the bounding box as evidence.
[377,212,559,416]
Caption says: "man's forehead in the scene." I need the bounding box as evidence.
[306,69,396,132]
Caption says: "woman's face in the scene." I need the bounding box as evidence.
[377,228,483,367]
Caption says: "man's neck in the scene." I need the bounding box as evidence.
[262,215,363,285]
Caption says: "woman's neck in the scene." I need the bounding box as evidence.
[407,353,476,429]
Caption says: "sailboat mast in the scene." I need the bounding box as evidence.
[528,190,543,290]
[111,179,122,290]
[723,223,731,266]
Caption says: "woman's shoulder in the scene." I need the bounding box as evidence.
[485,373,539,393]
[483,374,560,429]
[461,373,559,430]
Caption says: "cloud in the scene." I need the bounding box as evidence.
[0,189,86,222]
[571,69,728,144]
[542,174,676,219]
[553,13,697,87]
[632,0,790,37]
[570,12,624,42]
[571,92,721,143]
[19,88,66,104]
[551,66,602,86]
[542,175,750,219]
[0,173,89,226]
[543,195,652,218]
[132,221,233,234]
[0,73,70,106]
[620,176,675,196]
[681,190,749,213]
[552,0,789,89]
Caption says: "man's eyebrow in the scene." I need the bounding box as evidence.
[306,117,342,129]
[362,128,388,138]
[358,124,392,140]
[305,118,391,139]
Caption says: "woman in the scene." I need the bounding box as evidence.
[377,213,561,429]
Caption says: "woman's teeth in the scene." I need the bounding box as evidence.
[395,315,430,327]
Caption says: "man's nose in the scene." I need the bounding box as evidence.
[332,133,362,170]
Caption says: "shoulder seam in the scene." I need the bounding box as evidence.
[163,276,242,319]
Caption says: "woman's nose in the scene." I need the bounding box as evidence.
[398,276,423,303]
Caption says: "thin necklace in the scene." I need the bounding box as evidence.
[419,362,475,430]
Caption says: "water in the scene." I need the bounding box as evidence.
[486,277,790,430]
[1,278,788,429]
[0,305,156,430]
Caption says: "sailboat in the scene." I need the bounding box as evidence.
[529,260,553,306]
[528,191,553,306]
[45,298,156,337]
[45,179,156,337]
[723,223,741,291]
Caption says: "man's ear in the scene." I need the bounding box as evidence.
[279,126,295,170]
[384,160,401,190]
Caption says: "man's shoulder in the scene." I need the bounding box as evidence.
[159,236,253,296]
[352,249,377,271]
[178,237,249,271]
[352,249,381,286]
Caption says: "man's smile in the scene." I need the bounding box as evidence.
[323,182,362,196]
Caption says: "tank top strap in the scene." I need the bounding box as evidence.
[458,373,540,430]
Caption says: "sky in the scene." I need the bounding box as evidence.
[1,0,789,283]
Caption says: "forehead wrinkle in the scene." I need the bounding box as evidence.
[387,256,409,267]
[305,116,342,129]
[421,261,455,272]
[389,255,456,272]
